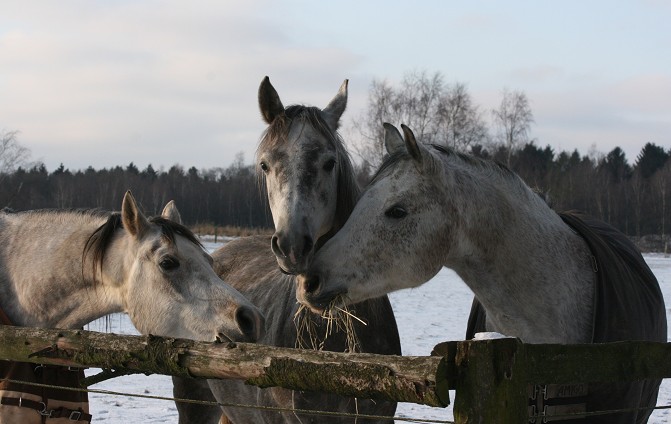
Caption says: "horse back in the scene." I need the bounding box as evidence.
[212,235,281,288]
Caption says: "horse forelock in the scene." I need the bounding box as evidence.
[82,213,204,284]
[148,216,204,249]
[256,104,360,231]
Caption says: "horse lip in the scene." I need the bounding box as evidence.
[300,289,347,314]
[278,262,308,275]
[215,333,234,343]
[297,297,327,314]
[278,265,293,275]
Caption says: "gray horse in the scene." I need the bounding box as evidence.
[0,192,265,421]
[0,191,263,341]
[298,124,666,424]
[173,78,400,423]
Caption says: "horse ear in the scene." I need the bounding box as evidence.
[322,79,348,130]
[258,76,285,124]
[383,123,405,155]
[401,124,422,162]
[161,200,182,224]
[121,190,150,238]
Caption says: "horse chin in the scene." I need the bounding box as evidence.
[298,288,347,316]
[215,333,235,344]
[276,258,309,275]
[299,301,326,315]
[308,307,325,316]
[278,265,294,275]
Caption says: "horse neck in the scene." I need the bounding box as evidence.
[444,164,594,343]
[2,213,126,329]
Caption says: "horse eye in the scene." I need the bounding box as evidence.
[323,158,336,172]
[259,162,269,173]
[385,205,408,219]
[159,257,180,271]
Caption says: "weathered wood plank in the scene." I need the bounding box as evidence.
[0,325,447,407]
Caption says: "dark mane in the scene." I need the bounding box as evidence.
[431,144,517,179]
[370,143,519,187]
[82,213,203,282]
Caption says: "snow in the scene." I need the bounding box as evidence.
[84,244,671,423]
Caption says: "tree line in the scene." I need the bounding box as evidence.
[1,70,669,238]
[0,139,272,230]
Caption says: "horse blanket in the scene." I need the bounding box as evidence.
[0,308,90,423]
[466,210,667,424]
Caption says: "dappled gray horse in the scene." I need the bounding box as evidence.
[298,124,666,424]
[0,191,264,421]
[173,78,400,423]
[0,190,263,340]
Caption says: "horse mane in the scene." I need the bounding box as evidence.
[256,104,360,240]
[82,213,203,283]
[370,143,542,204]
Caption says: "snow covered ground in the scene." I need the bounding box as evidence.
[84,242,671,423]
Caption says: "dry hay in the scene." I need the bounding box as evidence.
[293,295,365,353]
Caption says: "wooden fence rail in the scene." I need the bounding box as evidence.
[2,324,671,423]
[0,325,447,406]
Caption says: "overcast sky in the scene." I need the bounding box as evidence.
[1,1,669,172]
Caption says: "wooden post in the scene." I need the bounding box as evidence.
[451,338,527,424]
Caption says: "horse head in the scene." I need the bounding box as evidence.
[257,77,357,274]
[95,191,266,342]
[297,124,449,312]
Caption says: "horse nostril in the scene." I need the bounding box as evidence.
[304,275,321,294]
[271,234,284,257]
[235,305,264,342]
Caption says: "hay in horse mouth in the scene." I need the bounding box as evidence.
[293,295,364,353]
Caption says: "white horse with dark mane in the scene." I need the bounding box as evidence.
[298,124,666,424]
[0,191,264,422]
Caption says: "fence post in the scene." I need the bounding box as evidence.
[452,338,528,424]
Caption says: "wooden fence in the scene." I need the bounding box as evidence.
[1,325,670,423]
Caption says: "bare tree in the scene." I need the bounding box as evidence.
[491,89,534,166]
[436,82,488,151]
[349,79,395,167]
[0,130,31,175]
[350,70,488,167]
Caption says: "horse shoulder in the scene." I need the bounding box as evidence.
[212,235,278,283]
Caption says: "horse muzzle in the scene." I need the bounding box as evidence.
[218,305,266,343]
[295,274,344,314]
[271,231,314,274]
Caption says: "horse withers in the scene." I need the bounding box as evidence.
[0,191,264,423]
[298,124,666,424]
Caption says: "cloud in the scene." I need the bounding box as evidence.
[0,1,362,171]
[1,1,669,172]
[528,74,671,160]
[508,66,566,83]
